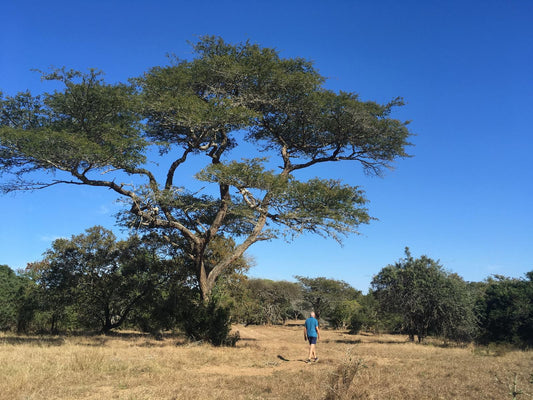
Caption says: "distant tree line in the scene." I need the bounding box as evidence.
[1,228,532,348]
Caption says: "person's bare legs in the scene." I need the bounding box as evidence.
[308,343,317,360]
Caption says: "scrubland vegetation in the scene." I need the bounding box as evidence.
[2,232,532,348]
[3,229,530,399]
[1,35,531,399]
[1,324,531,400]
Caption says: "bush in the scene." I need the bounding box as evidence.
[348,313,363,334]
[476,273,533,347]
[327,300,360,329]
[324,352,367,400]
[180,299,239,346]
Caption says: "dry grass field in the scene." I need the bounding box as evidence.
[1,323,532,399]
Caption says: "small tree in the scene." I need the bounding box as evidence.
[296,276,361,325]
[31,227,178,333]
[0,265,37,333]
[328,299,361,330]
[372,248,477,342]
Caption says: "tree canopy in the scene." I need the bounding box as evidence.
[0,265,23,331]
[296,276,361,324]
[0,36,413,300]
[371,248,478,342]
[476,273,533,347]
[29,226,182,333]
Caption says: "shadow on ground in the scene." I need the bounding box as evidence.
[1,336,66,346]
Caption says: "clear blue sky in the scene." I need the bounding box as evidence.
[1,0,532,291]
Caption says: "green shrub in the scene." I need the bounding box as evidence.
[348,312,364,334]
[180,299,239,346]
[328,300,360,329]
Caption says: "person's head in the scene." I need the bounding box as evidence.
[310,311,316,318]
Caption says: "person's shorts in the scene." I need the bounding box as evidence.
[308,336,317,345]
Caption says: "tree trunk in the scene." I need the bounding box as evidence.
[199,270,211,303]
[196,256,212,304]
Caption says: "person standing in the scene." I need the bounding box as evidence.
[304,311,320,363]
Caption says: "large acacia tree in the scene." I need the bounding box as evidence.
[0,37,412,301]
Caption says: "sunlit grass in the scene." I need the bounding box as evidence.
[1,325,531,399]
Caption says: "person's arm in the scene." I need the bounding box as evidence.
[316,325,320,340]
[304,326,308,341]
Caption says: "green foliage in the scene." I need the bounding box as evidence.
[25,256,81,333]
[296,276,361,325]
[1,36,413,301]
[272,178,371,242]
[0,69,145,190]
[347,292,400,334]
[12,270,42,333]
[0,266,39,333]
[328,300,361,330]
[0,265,23,331]
[215,276,303,325]
[129,278,185,335]
[179,295,239,346]
[246,279,302,324]
[212,271,261,325]
[372,248,478,342]
[476,273,533,347]
[30,226,181,333]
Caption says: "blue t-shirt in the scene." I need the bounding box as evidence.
[305,317,319,337]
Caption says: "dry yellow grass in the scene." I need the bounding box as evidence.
[1,323,532,399]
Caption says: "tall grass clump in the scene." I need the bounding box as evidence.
[323,350,366,400]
